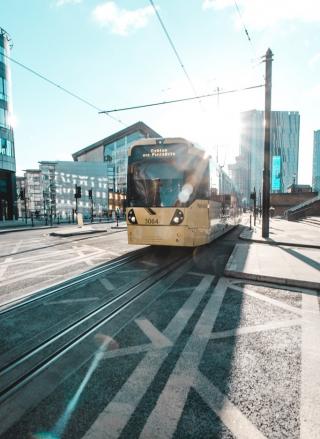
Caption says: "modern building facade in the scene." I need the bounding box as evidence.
[16,176,25,218]
[72,121,161,197]
[24,169,42,216]
[312,130,320,192]
[39,161,109,219]
[0,27,16,219]
[229,110,300,204]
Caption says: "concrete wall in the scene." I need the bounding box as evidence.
[270,192,318,216]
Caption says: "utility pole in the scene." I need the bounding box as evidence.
[262,48,273,238]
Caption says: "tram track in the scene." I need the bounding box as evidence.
[0,247,191,405]
[0,229,244,438]
[0,246,148,313]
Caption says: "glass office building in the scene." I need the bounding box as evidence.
[313,130,320,192]
[232,110,300,202]
[0,27,16,219]
[104,131,146,193]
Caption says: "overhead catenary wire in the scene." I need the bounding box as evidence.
[3,53,126,126]
[233,0,257,61]
[148,0,200,99]
[99,83,264,113]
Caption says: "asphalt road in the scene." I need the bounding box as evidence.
[0,225,319,438]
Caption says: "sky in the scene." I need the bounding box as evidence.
[1,0,320,184]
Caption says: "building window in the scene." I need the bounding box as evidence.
[0,108,6,128]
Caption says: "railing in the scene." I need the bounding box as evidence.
[285,194,320,215]
[0,214,126,228]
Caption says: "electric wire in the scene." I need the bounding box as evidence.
[3,53,126,126]
[233,0,256,60]
[99,83,264,113]
[148,0,199,98]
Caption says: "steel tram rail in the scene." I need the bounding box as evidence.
[0,247,156,372]
[0,246,149,314]
[0,252,191,405]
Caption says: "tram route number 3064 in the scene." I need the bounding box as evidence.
[145,218,159,225]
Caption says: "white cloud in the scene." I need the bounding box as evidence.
[202,0,320,29]
[92,2,156,36]
[55,0,82,6]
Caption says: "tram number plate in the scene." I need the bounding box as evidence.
[145,218,159,225]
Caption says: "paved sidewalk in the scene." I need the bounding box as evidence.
[240,217,320,248]
[225,219,320,289]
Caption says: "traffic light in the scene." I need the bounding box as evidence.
[88,189,92,199]
[19,189,25,200]
[250,192,256,201]
[75,185,81,198]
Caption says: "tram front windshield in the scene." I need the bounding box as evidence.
[129,161,184,207]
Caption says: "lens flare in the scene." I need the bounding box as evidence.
[32,334,119,439]
[178,183,193,203]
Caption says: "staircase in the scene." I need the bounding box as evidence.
[285,194,320,221]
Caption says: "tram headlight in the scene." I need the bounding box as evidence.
[170,209,184,225]
[128,209,138,224]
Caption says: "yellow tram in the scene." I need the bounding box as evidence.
[126,137,241,247]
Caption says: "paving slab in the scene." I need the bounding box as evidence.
[225,242,320,289]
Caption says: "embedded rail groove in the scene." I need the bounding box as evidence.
[0,247,151,373]
[0,252,189,403]
[0,247,148,314]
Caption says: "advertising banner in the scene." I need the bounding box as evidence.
[272,156,281,191]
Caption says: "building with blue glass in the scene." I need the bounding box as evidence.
[0,27,16,219]
[312,130,320,192]
[229,110,300,204]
